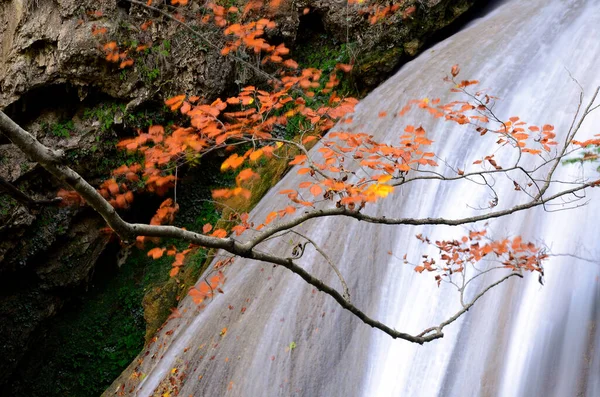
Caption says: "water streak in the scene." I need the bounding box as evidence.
[115,0,600,395]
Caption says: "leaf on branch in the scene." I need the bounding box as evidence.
[302,136,317,144]
[165,95,186,111]
[289,155,307,165]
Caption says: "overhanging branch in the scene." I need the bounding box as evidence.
[1,109,594,344]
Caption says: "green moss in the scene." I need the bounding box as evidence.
[8,249,164,397]
[142,282,179,341]
[50,120,75,138]
[83,102,125,133]
[296,40,353,74]
[139,65,161,82]
[0,195,17,217]
[358,46,403,73]
[295,40,359,98]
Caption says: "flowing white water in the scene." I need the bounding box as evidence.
[111,0,600,395]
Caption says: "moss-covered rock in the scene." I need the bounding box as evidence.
[142,281,180,343]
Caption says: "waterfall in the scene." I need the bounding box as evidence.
[111,0,600,395]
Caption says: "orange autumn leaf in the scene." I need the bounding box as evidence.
[180,101,191,114]
[147,247,166,259]
[119,59,134,69]
[289,155,307,165]
[302,136,317,144]
[212,189,231,199]
[91,26,107,36]
[451,64,460,77]
[237,168,259,182]
[265,212,278,224]
[221,154,245,171]
[249,149,263,161]
[232,225,247,236]
[141,20,153,30]
[336,63,353,73]
[309,184,323,196]
[211,229,228,238]
[165,95,186,111]
[283,59,299,69]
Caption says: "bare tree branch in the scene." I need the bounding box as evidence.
[0,110,433,343]
[288,229,351,301]
[0,175,62,209]
[418,272,522,338]
[245,181,594,250]
[535,86,600,199]
[1,105,597,345]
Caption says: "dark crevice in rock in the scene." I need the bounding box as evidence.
[299,9,327,37]
[295,8,328,51]
[422,0,502,52]
[2,237,123,396]
[117,0,132,13]
[4,84,81,125]
[4,83,121,127]
[24,38,58,54]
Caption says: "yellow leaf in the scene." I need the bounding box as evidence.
[368,184,394,198]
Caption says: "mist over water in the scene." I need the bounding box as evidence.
[121,0,600,395]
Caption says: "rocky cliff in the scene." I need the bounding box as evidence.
[0,0,481,393]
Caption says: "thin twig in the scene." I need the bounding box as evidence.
[289,230,351,301]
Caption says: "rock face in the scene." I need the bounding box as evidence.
[0,207,110,385]
[0,0,482,390]
[0,0,479,110]
[303,0,479,87]
[0,0,234,110]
